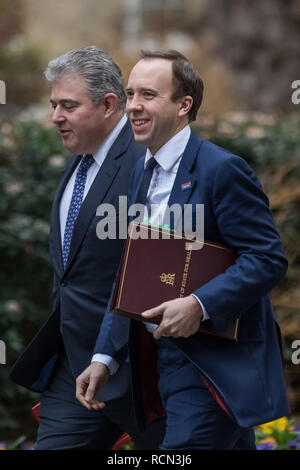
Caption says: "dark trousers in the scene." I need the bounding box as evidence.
[156,338,256,450]
[35,350,165,450]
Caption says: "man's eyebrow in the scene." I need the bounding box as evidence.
[50,98,80,105]
[125,87,157,94]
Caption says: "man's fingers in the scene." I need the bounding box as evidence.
[84,379,97,402]
[152,322,170,340]
[75,371,98,409]
[76,391,92,410]
[76,362,110,410]
[76,380,106,410]
[85,395,106,410]
[91,400,106,410]
[76,378,91,409]
[85,380,105,408]
[76,377,87,399]
[153,328,164,340]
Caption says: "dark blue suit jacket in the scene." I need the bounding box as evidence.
[94,131,290,427]
[11,120,145,399]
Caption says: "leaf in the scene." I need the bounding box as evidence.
[7,436,27,450]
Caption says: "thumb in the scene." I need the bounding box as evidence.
[142,304,164,319]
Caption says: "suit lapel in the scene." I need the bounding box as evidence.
[129,157,146,208]
[65,120,133,271]
[164,132,203,230]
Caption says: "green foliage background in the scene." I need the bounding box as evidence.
[0,120,67,440]
[0,113,299,442]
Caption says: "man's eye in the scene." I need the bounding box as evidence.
[64,105,76,111]
[143,92,154,99]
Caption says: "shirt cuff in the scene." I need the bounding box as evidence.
[91,354,119,375]
[190,294,210,321]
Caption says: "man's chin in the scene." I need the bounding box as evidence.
[60,137,78,154]
[132,132,149,147]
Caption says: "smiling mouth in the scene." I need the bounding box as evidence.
[133,119,147,125]
[131,119,150,129]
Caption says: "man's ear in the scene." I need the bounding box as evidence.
[103,93,119,118]
[178,95,193,118]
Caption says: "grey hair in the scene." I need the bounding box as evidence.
[44,45,126,109]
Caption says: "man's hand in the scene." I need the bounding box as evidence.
[76,362,110,410]
[141,295,203,340]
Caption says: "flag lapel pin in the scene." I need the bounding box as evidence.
[181,181,192,191]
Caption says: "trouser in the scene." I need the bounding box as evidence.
[35,349,165,450]
[156,338,256,450]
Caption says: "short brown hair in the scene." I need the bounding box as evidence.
[140,49,204,122]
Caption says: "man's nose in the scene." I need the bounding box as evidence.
[52,106,66,124]
[126,96,143,114]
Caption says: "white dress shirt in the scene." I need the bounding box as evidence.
[142,124,191,227]
[59,114,128,244]
[93,124,208,373]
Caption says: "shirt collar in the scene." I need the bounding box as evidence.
[91,114,127,167]
[145,125,191,172]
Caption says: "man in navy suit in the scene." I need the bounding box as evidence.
[10,46,165,450]
[76,50,290,449]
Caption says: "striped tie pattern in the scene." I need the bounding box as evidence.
[62,154,94,269]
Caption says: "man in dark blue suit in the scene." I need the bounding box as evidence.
[10,46,165,450]
[76,50,290,449]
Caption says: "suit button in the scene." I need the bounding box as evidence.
[61,280,67,287]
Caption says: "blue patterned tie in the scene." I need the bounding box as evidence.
[62,154,94,269]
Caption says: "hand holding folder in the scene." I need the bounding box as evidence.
[110,223,240,341]
[141,294,205,340]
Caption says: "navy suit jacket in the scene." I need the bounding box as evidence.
[11,120,145,399]
[94,130,290,428]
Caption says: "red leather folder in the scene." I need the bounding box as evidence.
[110,223,240,341]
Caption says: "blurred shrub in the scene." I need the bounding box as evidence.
[195,111,300,413]
[0,118,67,440]
[0,112,299,441]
